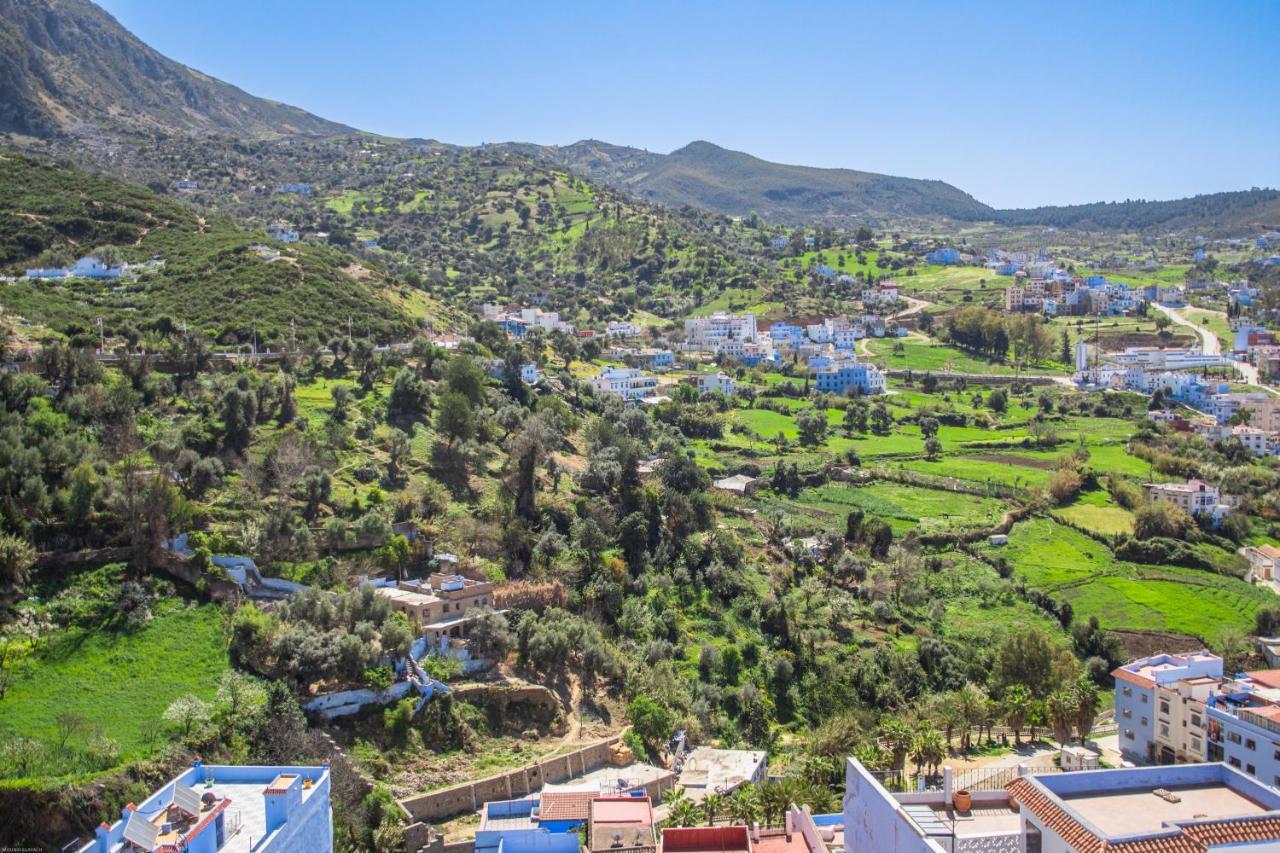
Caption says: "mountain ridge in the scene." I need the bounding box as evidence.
[498,138,996,225]
[1,0,1276,235]
[0,0,353,139]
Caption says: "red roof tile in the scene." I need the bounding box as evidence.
[1245,670,1280,690]
[1005,778,1280,852]
[540,791,596,822]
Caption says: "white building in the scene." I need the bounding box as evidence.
[1245,545,1280,582]
[1230,424,1271,456]
[683,312,758,351]
[697,372,737,397]
[590,367,658,401]
[606,321,639,338]
[1144,479,1221,518]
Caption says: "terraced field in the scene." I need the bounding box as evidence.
[983,518,1272,638]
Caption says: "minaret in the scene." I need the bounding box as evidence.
[1075,339,1089,373]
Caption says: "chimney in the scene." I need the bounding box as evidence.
[263,774,303,833]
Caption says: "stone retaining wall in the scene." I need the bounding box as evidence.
[397,736,623,823]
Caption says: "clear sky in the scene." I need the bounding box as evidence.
[96,0,1280,209]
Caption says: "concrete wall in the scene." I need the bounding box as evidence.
[399,737,624,822]
[842,758,946,853]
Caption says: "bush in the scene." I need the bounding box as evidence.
[1047,467,1083,505]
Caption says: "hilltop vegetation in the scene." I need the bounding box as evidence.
[509,139,996,226]
[0,152,424,344]
[994,188,1280,232]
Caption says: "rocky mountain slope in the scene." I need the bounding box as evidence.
[0,0,352,139]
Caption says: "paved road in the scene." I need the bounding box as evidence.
[1151,302,1264,387]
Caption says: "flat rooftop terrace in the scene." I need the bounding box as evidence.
[1062,783,1266,837]
[541,761,669,796]
[929,806,1021,838]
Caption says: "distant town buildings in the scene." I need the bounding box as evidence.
[26,255,126,280]
[483,304,575,336]
[924,247,961,265]
[266,223,300,243]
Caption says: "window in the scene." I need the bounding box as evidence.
[1229,732,1243,745]
[1192,738,1201,752]
[1141,694,1149,704]
[1123,708,1132,718]
[1122,686,1133,697]
[1141,717,1149,727]
[1247,739,1257,751]
[1192,714,1202,728]
[1248,764,1257,776]
[1160,724,1170,738]
[1160,700,1170,715]
[1125,730,1135,741]
[1230,757,1242,768]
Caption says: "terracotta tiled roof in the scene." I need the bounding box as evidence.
[1113,668,1152,688]
[1005,778,1280,852]
[1006,778,1106,853]
[1181,817,1280,848]
[1244,670,1280,690]
[540,791,596,822]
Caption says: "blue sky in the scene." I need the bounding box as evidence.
[97,0,1279,208]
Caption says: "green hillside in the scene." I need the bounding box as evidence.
[0,152,424,344]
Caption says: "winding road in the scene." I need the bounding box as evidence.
[1151,302,1264,387]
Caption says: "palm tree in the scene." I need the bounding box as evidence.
[728,785,761,826]
[668,797,700,828]
[800,781,839,815]
[915,729,947,780]
[853,741,889,772]
[1047,689,1078,745]
[880,719,914,774]
[1072,677,1101,742]
[934,691,963,753]
[1002,685,1034,745]
[758,780,790,828]
[956,683,988,751]
[702,792,724,826]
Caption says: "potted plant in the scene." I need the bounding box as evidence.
[953,789,972,812]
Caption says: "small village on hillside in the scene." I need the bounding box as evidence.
[3,2,1280,853]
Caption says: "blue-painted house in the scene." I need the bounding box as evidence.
[924,247,961,265]
[80,759,332,853]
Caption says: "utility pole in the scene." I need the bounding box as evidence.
[96,317,104,355]
[252,321,258,358]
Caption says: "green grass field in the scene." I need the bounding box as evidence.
[1052,490,1135,535]
[761,481,1007,535]
[1179,307,1233,351]
[985,518,1271,638]
[864,338,1069,375]
[0,600,230,779]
